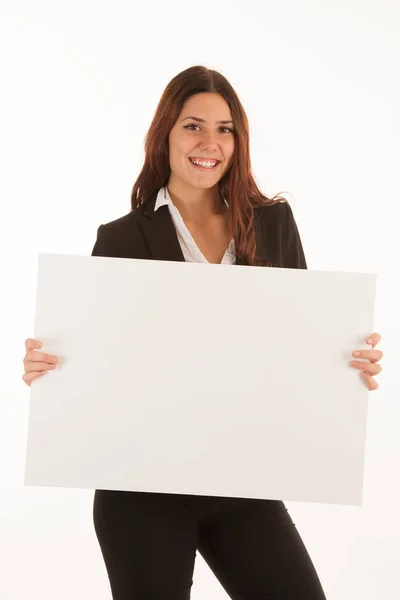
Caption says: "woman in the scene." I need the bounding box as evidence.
[22,65,383,599]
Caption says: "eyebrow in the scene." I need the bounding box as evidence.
[181,116,234,125]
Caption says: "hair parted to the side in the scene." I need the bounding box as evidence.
[131,65,289,267]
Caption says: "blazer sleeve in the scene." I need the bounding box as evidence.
[91,224,119,258]
[283,201,307,269]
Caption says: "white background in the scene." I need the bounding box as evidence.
[1,0,398,598]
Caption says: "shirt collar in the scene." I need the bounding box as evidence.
[154,186,228,212]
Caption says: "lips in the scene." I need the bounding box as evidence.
[188,157,221,168]
[189,157,221,163]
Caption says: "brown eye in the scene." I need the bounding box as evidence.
[220,127,234,134]
[183,124,200,131]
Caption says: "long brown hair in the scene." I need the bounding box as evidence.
[131,65,288,266]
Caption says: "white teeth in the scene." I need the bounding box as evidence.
[190,158,218,168]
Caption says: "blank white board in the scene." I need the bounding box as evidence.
[25,254,376,505]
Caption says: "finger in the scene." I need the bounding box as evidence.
[361,371,379,390]
[25,338,42,351]
[25,361,58,374]
[366,332,382,348]
[350,361,382,375]
[24,350,60,364]
[352,349,383,363]
[22,370,48,386]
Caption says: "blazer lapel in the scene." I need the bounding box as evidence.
[139,194,186,262]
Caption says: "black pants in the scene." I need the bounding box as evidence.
[93,489,327,600]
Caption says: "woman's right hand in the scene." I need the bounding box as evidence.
[22,338,61,387]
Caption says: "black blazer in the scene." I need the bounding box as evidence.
[90,192,307,270]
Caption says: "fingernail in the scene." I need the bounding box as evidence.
[367,338,372,344]
[353,351,360,357]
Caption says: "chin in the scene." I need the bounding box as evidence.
[189,179,220,190]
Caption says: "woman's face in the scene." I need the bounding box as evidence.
[168,92,235,191]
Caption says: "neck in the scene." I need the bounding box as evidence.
[167,177,226,222]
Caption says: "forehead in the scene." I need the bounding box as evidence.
[181,93,232,118]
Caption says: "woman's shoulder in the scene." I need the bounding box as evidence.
[91,204,149,259]
[99,203,146,234]
[253,197,288,230]
[100,190,159,234]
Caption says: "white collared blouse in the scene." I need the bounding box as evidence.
[154,186,236,265]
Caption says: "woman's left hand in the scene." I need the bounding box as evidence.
[349,332,383,391]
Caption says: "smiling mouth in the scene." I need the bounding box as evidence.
[188,157,221,169]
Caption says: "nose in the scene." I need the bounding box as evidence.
[198,130,219,150]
